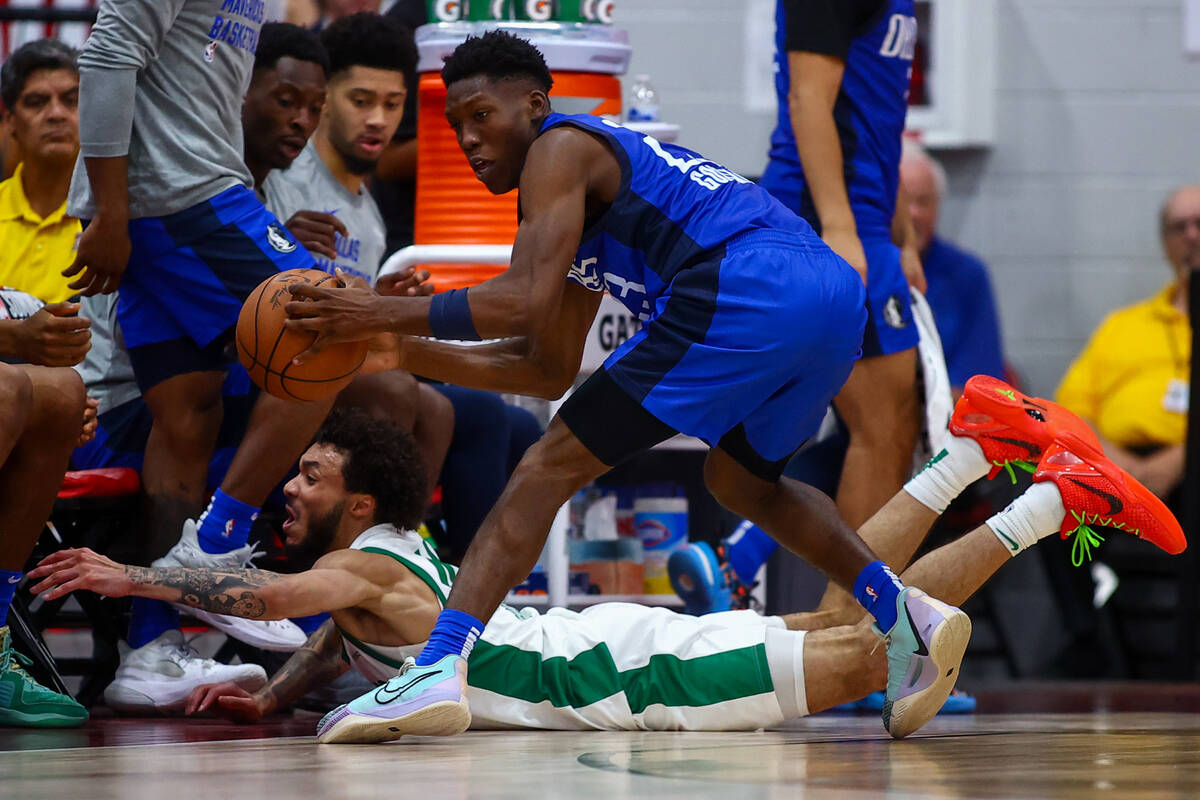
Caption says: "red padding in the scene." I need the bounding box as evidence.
[57,468,141,499]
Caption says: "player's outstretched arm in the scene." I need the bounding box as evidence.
[186,620,349,723]
[28,547,385,620]
[284,129,595,371]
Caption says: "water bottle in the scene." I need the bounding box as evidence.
[626,74,659,123]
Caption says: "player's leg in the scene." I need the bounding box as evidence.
[317,370,679,744]
[0,365,89,727]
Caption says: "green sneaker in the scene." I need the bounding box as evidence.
[0,626,88,727]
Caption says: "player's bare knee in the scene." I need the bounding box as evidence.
[703,452,776,518]
[0,363,33,423]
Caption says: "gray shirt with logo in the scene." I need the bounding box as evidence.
[263,142,387,281]
[67,0,275,220]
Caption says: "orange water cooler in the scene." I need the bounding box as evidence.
[410,23,631,290]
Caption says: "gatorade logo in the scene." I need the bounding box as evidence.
[524,0,552,21]
[585,0,613,23]
[433,0,461,21]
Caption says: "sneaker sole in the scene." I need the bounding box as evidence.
[104,670,267,714]
[172,605,307,651]
[886,607,972,739]
[0,708,88,727]
[317,698,471,744]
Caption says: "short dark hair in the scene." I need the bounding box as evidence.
[1,38,79,110]
[442,30,553,93]
[313,409,427,530]
[254,22,330,77]
[320,12,416,81]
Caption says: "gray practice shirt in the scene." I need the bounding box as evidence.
[263,142,387,282]
[73,293,140,415]
[67,0,271,220]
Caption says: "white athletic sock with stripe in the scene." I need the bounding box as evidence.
[903,434,990,514]
[986,482,1067,556]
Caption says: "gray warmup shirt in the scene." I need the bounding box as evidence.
[67,0,268,220]
[262,142,388,282]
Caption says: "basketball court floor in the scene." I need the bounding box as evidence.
[4,685,1199,799]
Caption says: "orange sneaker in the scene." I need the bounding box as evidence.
[1033,432,1187,566]
[949,375,1102,483]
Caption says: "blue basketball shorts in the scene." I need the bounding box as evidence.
[558,230,867,482]
[113,184,314,392]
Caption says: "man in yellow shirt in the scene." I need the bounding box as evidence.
[0,39,82,304]
[1056,185,1200,501]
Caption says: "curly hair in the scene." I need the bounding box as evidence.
[1,38,78,110]
[321,12,417,80]
[254,22,330,77]
[441,30,553,93]
[313,408,427,530]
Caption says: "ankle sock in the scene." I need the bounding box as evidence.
[0,569,19,627]
[853,560,905,632]
[416,608,485,666]
[127,597,181,649]
[196,489,259,554]
[725,521,778,584]
[904,435,991,514]
[986,481,1067,556]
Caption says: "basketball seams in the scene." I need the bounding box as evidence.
[236,268,366,402]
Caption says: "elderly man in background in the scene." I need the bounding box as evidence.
[899,140,1005,396]
[1055,185,1200,505]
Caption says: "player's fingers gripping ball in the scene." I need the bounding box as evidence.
[236,268,368,401]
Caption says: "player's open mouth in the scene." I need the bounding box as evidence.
[282,503,297,533]
[356,136,384,156]
[279,136,306,159]
[469,157,493,178]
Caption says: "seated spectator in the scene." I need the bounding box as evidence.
[0,356,91,726]
[899,139,1006,395]
[0,40,82,304]
[1055,185,1200,503]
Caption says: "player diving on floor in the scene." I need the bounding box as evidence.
[276,29,966,741]
[29,381,1186,738]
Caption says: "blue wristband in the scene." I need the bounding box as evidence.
[428,288,481,341]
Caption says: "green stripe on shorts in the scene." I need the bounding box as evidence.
[468,641,772,713]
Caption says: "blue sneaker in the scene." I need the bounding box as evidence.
[879,587,972,739]
[316,654,470,744]
[668,542,733,615]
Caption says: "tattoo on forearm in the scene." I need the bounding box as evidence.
[264,621,346,709]
[124,566,279,619]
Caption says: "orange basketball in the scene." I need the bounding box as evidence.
[235,269,369,402]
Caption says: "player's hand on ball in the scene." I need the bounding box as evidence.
[377,265,434,297]
[285,269,393,365]
[185,682,272,723]
[27,547,135,601]
[63,215,131,296]
[285,210,348,260]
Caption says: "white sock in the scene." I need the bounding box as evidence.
[903,434,991,514]
[986,481,1067,556]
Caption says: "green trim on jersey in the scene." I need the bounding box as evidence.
[341,628,408,670]
[360,546,450,606]
[468,640,773,714]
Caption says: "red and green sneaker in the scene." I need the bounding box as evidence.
[1033,432,1187,566]
[949,375,1102,483]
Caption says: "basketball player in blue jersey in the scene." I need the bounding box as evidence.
[286,30,969,741]
[758,1,925,563]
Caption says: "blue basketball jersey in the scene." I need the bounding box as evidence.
[539,113,818,320]
[765,0,917,234]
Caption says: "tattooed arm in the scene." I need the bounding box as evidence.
[185,619,350,722]
[28,547,386,620]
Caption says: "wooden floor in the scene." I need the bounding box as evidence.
[4,688,1200,799]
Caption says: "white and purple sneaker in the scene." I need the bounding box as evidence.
[316,654,470,744]
[879,588,971,739]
